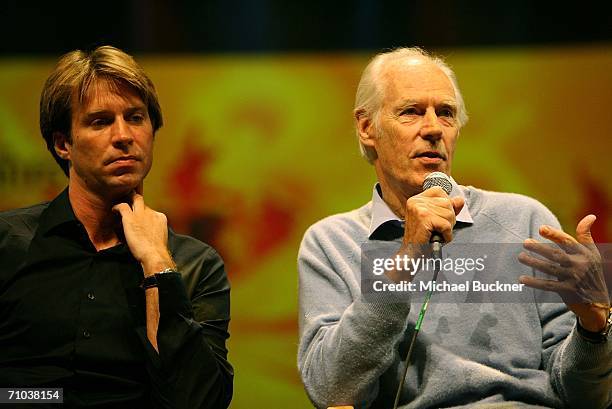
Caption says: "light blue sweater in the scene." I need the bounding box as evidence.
[297,186,611,409]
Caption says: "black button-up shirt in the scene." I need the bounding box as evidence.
[0,189,233,408]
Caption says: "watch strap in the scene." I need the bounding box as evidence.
[142,274,159,290]
[141,268,178,290]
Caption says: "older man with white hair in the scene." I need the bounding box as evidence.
[297,47,611,409]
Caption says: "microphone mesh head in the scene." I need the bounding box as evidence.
[423,172,452,195]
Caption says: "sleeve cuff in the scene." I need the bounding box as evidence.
[562,323,612,371]
[157,272,193,319]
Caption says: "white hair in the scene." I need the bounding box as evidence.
[354,47,469,164]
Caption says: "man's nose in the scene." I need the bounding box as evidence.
[420,109,442,142]
[110,118,134,147]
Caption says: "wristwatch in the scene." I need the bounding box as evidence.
[141,267,177,290]
[576,304,612,344]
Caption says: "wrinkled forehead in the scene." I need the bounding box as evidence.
[379,59,456,103]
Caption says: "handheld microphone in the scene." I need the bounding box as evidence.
[393,172,453,409]
[422,172,453,256]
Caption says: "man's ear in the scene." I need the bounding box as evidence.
[355,109,377,149]
[53,131,71,161]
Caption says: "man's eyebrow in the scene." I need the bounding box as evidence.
[81,110,112,122]
[393,99,419,112]
[396,99,420,107]
[83,105,147,117]
[394,99,457,109]
[124,106,148,114]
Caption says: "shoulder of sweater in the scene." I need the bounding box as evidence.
[302,202,371,243]
[463,186,560,235]
[463,186,554,217]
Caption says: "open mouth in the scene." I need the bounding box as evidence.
[415,151,445,160]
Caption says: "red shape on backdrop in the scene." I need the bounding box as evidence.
[166,130,300,283]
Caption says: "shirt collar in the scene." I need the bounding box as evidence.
[36,188,131,256]
[369,176,473,239]
[38,187,80,236]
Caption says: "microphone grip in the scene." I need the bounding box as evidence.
[430,232,444,259]
[430,232,444,244]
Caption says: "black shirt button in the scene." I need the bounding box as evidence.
[83,330,91,339]
[87,292,95,300]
